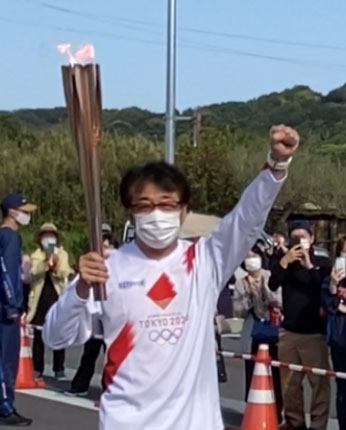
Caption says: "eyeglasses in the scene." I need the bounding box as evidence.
[130,201,181,214]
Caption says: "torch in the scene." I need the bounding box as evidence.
[58,44,106,301]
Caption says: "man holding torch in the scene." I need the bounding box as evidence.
[44,125,299,430]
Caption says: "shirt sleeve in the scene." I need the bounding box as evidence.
[268,261,286,292]
[51,249,73,282]
[30,251,48,280]
[198,169,285,293]
[0,232,21,317]
[42,278,92,350]
[321,275,340,315]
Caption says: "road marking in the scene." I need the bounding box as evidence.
[17,388,98,411]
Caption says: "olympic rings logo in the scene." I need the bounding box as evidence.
[149,328,183,345]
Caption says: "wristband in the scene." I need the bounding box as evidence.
[266,152,292,171]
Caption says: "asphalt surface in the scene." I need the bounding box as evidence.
[9,393,98,430]
[2,331,338,430]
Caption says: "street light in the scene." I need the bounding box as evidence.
[165,0,177,164]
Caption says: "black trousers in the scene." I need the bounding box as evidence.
[71,338,105,392]
[331,344,346,430]
[245,339,283,423]
[0,318,20,416]
[33,329,65,374]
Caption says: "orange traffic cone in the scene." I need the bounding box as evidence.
[241,344,278,430]
[16,321,45,389]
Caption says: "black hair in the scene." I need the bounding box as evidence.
[120,161,191,209]
[251,244,264,258]
[336,236,346,258]
[102,232,119,249]
[274,231,287,240]
[240,244,263,271]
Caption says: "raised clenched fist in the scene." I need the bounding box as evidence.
[270,124,300,162]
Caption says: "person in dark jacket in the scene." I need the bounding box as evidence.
[0,193,36,427]
[323,236,346,430]
[269,220,331,430]
[269,231,288,269]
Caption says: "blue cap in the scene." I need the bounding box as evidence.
[1,193,37,213]
[288,219,313,236]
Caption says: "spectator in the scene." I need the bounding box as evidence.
[270,231,288,267]
[233,246,283,423]
[27,223,73,381]
[0,192,36,427]
[217,275,236,318]
[65,224,117,397]
[21,255,32,313]
[269,220,331,430]
[254,235,272,270]
[214,316,227,383]
[323,236,346,430]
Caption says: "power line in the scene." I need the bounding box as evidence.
[1,15,346,73]
[179,39,346,71]
[28,0,346,53]
[181,28,346,53]
[27,0,164,37]
[0,16,164,47]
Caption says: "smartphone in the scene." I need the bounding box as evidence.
[290,237,302,248]
[300,238,310,250]
[335,257,346,273]
[47,243,55,256]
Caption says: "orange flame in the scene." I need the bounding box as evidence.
[57,43,95,66]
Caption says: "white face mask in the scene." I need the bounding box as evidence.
[341,252,346,259]
[245,257,262,273]
[134,209,181,250]
[41,236,57,250]
[15,211,31,226]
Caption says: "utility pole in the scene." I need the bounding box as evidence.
[164,0,177,164]
[193,107,202,147]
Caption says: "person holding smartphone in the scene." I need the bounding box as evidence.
[269,220,331,430]
[322,236,346,430]
[28,223,73,381]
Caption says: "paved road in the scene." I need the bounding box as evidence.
[5,335,338,430]
[5,393,98,430]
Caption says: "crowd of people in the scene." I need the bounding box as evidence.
[0,125,345,430]
[0,196,118,426]
[226,222,346,430]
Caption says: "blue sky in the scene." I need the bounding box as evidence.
[1,0,346,112]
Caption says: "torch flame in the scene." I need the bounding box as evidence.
[57,43,95,66]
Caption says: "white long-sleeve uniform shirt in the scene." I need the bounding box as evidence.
[43,169,284,430]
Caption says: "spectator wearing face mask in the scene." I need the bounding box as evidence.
[269,220,331,430]
[233,247,283,424]
[322,236,346,430]
[27,223,73,381]
[0,193,36,427]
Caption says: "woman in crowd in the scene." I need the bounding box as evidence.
[28,223,73,380]
[323,236,346,430]
[233,246,283,424]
